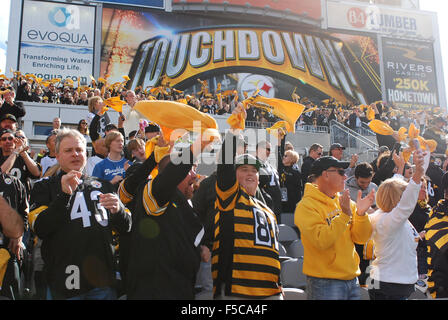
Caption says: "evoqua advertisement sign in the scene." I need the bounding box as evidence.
[101,7,382,105]
[19,0,96,85]
[326,0,434,39]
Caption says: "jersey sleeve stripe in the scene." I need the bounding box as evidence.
[434,231,448,250]
[29,205,49,231]
[142,180,168,216]
[118,181,133,204]
[425,216,448,230]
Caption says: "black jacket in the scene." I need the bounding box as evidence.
[0,101,26,124]
[258,160,282,217]
[123,149,203,300]
[277,137,302,213]
[423,126,447,155]
[426,162,445,207]
[301,156,315,186]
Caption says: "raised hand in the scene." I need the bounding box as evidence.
[99,193,121,214]
[61,170,82,195]
[356,189,375,216]
[339,189,352,217]
[412,149,427,184]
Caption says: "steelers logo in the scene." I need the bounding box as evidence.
[91,180,102,189]
[238,74,276,99]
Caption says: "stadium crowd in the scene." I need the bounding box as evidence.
[0,71,447,300]
[1,72,441,133]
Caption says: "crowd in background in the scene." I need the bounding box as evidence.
[2,72,446,135]
[0,71,447,300]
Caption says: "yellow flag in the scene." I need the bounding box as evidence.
[397,127,408,142]
[104,96,126,113]
[266,120,292,138]
[368,119,394,135]
[243,95,305,133]
[408,123,420,139]
[366,106,375,121]
[226,112,246,130]
[134,100,221,141]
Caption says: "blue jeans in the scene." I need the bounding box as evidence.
[306,276,361,300]
[47,287,116,300]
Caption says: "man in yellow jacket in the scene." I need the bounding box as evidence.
[295,156,375,300]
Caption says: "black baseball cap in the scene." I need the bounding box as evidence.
[330,143,345,151]
[128,130,137,139]
[145,122,160,133]
[310,156,350,176]
[0,114,17,123]
[235,154,263,171]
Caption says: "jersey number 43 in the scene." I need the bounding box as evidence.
[70,191,108,228]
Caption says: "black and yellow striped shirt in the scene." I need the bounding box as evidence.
[425,198,448,299]
[212,132,281,299]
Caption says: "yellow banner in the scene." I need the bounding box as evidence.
[129,26,367,104]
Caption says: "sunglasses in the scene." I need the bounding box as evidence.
[326,168,346,176]
[1,136,14,141]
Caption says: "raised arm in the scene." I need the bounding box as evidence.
[0,196,24,240]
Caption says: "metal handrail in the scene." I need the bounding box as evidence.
[296,124,329,133]
[245,121,329,133]
[329,120,378,149]
[361,122,376,136]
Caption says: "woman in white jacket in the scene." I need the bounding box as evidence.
[368,149,428,300]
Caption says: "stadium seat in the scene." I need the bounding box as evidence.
[279,243,287,256]
[280,258,306,289]
[280,213,294,226]
[360,287,370,300]
[409,289,428,300]
[279,243,291,262]
[278,224,299,247]
[283,288,307,300]
[286,239,304,259]
[195,290,213,300]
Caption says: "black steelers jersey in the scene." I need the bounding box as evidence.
[121,149,204,299]
[28,171,132,299]
[0,173,29,247]
[0,154,41,196]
